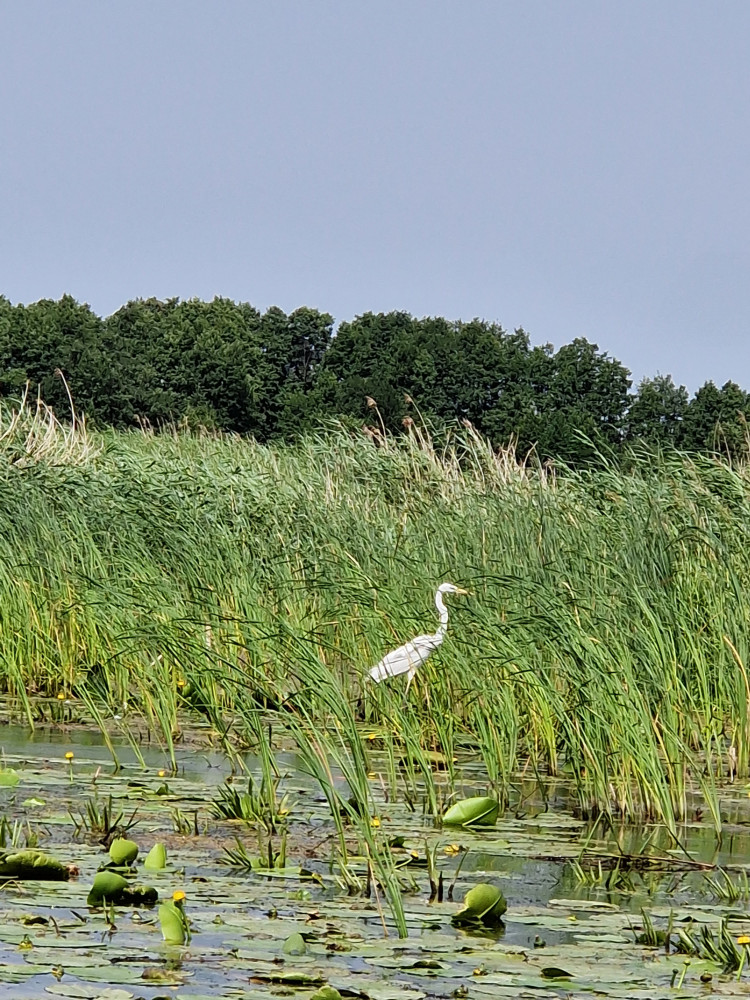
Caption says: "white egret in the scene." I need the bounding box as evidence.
[368,583,469,689]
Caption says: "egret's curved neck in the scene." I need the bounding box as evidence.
[435,589,449,632]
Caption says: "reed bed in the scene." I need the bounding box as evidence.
[1,395,750,834]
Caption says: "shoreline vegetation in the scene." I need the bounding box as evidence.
[2,391,750,845]
[1,294,750,466]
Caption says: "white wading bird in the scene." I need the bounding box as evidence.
[368,583,469,689]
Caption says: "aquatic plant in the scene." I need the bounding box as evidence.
[158,890,191,944]
[143,842,167,870]
[2,421,750,833]
[70,794,139,841]
[451,883,507,927]
[676,917,746,974]
[108,837,139,866]
[0,817,37,850]
[442,796,499,828]
[210,774,290,832]
[704,867,750,903]
[0,849,77,881]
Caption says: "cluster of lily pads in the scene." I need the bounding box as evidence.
[0,835,192,947]
[6,724,750,1000]
[88,838,190,946]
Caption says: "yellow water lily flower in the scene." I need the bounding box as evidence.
[64,752,74,761]
[738,934,750,945]
[371,816,381,828]
[57,693,65,700]
[444,843,461,856]
[173,890,186,903]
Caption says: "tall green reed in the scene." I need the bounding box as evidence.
[1,408,749,835]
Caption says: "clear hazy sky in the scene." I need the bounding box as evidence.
[1,2,748,391]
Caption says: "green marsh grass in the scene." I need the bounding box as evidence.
[2,395,750,837]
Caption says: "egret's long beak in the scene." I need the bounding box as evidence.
[455,587,470,595]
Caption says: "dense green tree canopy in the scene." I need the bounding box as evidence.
[0,294,746,464]
[625,375,689,446]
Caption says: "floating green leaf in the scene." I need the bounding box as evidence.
[283,931,308,955]
[310,988,343,1000]
[45,985,134,999]
[86,871,128,905]
[452,883,507,926]
[442,796,499,827]
[540,967,574,979]
[108,837,139,866]
[143,842,167,870]
[86,871,157,906]
[159,891,190,944]
[0,850,74,881]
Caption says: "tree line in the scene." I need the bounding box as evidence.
[0,293,748,464]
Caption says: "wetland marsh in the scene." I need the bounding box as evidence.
[3,722,750,999]
[3,402,750,996]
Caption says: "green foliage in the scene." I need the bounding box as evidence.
[143,842,167,870]
[2,294,747,463]
[679,380,750,458]
[0,849,73,881]
[158,892,191,944]
[70,795,139,840]
[210,775,290,831]
[626,375,689,446]
[3,409,750,837]
[0,295,105,415]
[87,871,158,907]
[675,917,746,973]
[108,837,139,866]
[452,883,507,926]
[442,796,499,828]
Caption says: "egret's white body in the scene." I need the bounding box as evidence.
[369,583,468,688]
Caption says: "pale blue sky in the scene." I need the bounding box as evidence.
[1,2,749,390]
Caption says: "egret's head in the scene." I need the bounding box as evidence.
[438,582,469,596]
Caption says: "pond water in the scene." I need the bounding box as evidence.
[2,723,750,999]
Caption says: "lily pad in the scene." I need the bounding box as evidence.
[159,895,190,944]
[310,989,343,1000]
[0,850,75,881]
[283,931,308,955]
[443,797,499,828]
[108,838,139,866]
[452,883,507,927]
[540,966,574,979]
[142,842,167,870]
[45,987,134,999]
[86,871,157,906]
